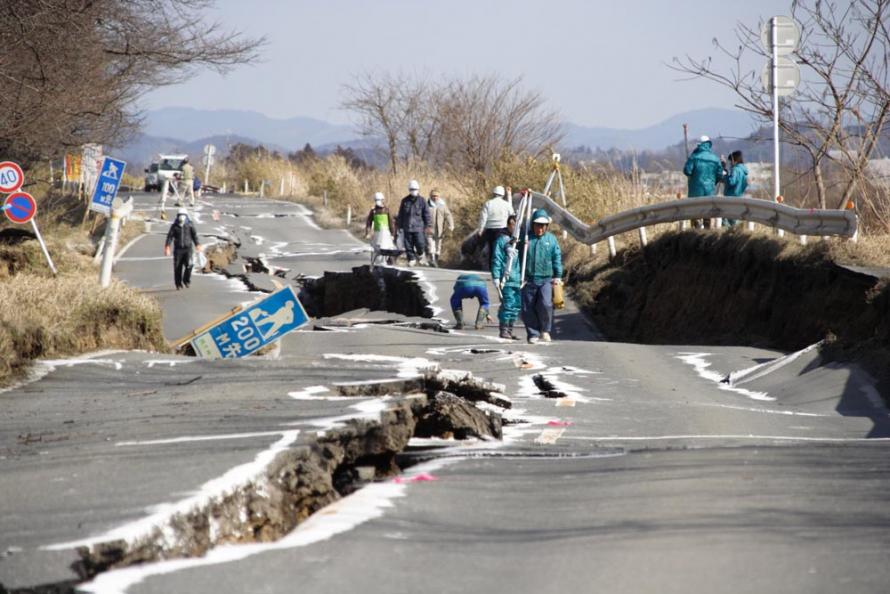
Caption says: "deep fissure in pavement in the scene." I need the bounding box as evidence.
[8,371,506,594]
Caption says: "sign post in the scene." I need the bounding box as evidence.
[3,189,57,275]
[203,144,216,185]
[761,16,800,238]
[99,196,134,287]
[190,286,309,359]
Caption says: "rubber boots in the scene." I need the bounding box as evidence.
[475,308,489,330]
[453,309,464,330]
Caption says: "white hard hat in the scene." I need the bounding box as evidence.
[492,185,505,197]
[177,207,189,216]
[699,135,710,143]
[373,192,385,202]
[408,179,420,191]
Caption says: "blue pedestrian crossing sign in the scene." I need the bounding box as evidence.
[191,286,309,359]
[90,156,127,215]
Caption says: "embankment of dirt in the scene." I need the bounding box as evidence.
[568,230,890,392]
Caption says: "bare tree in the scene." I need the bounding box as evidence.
[0,0,264,167]
[670,0,889,212]
[435,75,563,177]
[341,72,406,174]
[341,72,563,179]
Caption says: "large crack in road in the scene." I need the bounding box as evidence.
[4,194,890,594]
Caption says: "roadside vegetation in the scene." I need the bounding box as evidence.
[0,178,168,386]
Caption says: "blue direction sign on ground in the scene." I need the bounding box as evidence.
[89,156,127,215]
[191,286,309,359]
[3,192,37,224]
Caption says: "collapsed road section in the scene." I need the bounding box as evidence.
[4,368,508,594]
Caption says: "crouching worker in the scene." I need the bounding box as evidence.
[522,209,563,344]
[491,215,521,340]
[450,273,491,330]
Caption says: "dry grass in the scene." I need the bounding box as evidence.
[0,274,167,384]
[0,189,168,387]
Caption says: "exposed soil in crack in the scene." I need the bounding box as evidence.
[8,369,508,594]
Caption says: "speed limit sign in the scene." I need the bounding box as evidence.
[0,161,25,193]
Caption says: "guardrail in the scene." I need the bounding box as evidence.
[461,193,858,264]
[527,191,858,244]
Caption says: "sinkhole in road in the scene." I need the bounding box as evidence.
[298,265,435,319]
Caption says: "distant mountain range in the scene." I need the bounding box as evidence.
[563,108,758,152]
[114,106,758,170]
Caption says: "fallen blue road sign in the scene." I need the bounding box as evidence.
[191,286,309,359]
[90,156,127,215]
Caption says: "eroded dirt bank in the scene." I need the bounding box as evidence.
[568,231,890,393]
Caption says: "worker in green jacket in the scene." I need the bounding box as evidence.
[721,150,749,227]
[521,209,563,344]
[683,135,723,228]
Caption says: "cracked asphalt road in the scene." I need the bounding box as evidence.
[2,192,889,594]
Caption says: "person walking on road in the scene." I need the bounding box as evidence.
[450,273,492,330]
[721,150,748,227]
[476,185,514,265]
[683,135,723,228]
[426,189,454,268]
[364,192,396,251]
[521,209,563,344]
[179,158,196,207]
[491,215,521,340]
[395,179,431,267]
[164,207,202,290]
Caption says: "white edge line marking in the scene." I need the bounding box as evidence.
[76,458,459,594]
[562,434,890,442]
[44,430,301,551]
[676,353,775,402]
[114,232,147,263]
[116,431,286,447]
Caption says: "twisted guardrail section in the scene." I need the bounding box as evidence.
[526,191,858,243]
[461,192,858,263]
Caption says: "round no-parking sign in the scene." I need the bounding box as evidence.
[0,161,24,193]
[3,191,37,224]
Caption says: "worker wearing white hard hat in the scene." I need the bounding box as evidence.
[476,184,515,267]
[683,134,723,228]
[426,189,454,268]
[365,192,396,255]
[395,180,431,266]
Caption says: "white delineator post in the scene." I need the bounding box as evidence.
[99,197,133,287]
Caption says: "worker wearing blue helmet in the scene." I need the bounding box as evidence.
[521,208,563,344]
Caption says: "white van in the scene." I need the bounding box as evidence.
[143,162,160,191]
[157,154,189,186]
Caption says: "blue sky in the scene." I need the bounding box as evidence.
[143,0,788,129]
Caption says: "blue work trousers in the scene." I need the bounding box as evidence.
[521,279,553,338]
[450,284,489,312]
